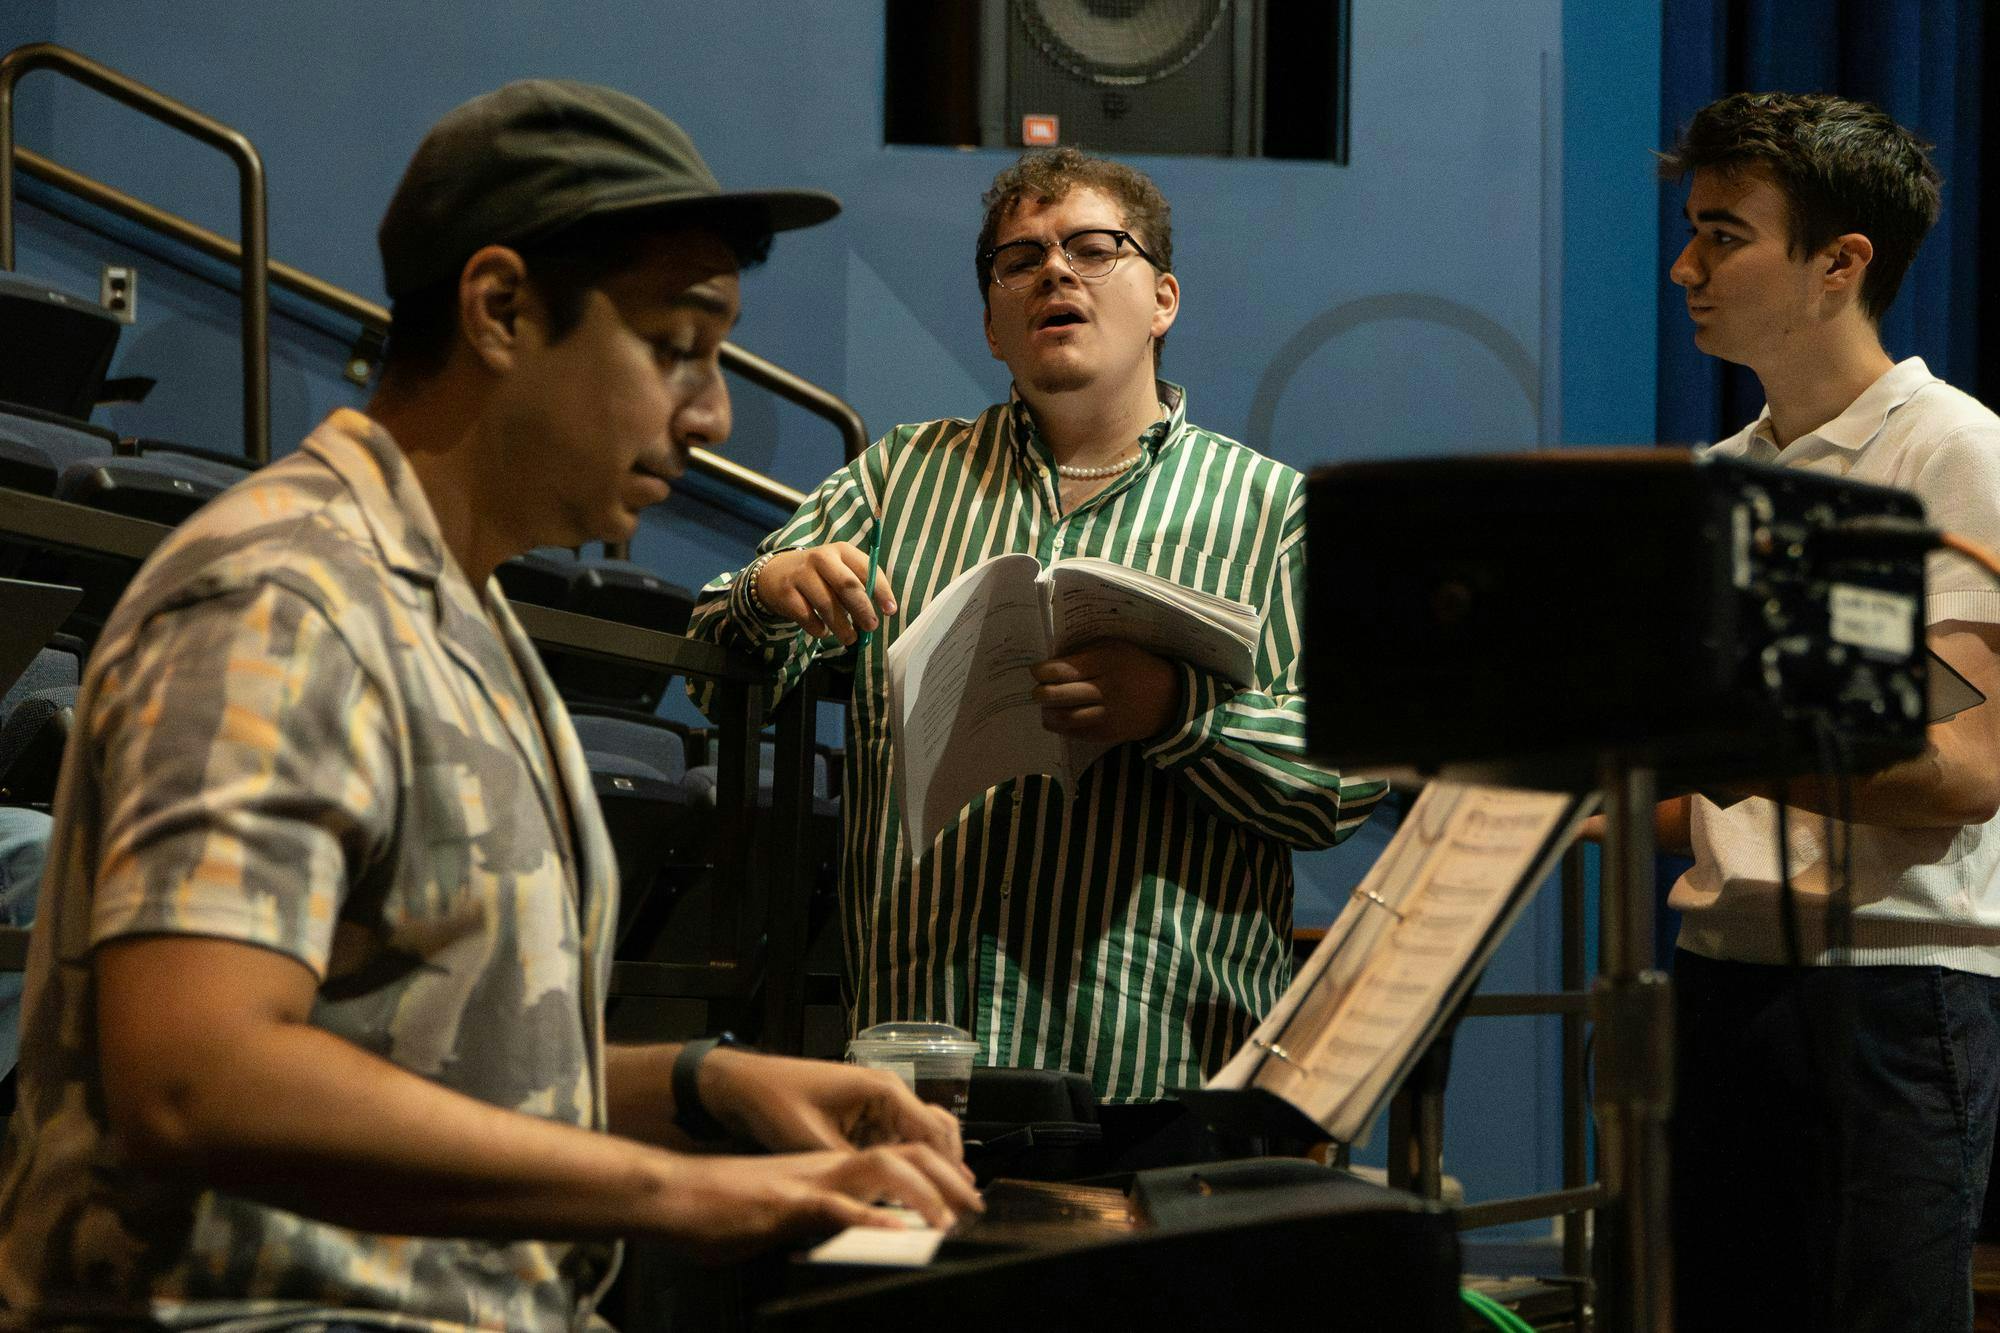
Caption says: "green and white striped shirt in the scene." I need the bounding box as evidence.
[690,384,1383,1101]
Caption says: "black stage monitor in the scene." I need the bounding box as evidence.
[1303,448,1932,792]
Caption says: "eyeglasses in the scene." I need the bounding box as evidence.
[981,228,1164,291]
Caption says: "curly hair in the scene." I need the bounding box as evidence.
[1659,91,1942,322]
[975,148,1174,364]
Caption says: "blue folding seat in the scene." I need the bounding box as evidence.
[681,736,835,818]
[56,447,238,527]
[131,439,257,489]
[0,402,119,497]
[0,272,121,423]
[566,557,696,633]
[0,643,83,808]
[0,427,242,641]
[684,735,843,909]
[0,413,249,526]
[568,707,703,954]
[496,546,578,609]
[547,556,697,710]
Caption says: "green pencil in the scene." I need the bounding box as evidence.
[856,519,884,650]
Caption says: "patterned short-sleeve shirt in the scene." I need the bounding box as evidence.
[0,410,622,1330]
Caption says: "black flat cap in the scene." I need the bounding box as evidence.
[378,79,840,299]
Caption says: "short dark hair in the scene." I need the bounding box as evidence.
[378,209,771,385]
[1658,91,1942,322]
[975,147,1173,365]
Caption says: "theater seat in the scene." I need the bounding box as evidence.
[549,556,698,710]
[569,707,704,954]
[0,634,84,812]
[0,682,77,808]
[132,439,257,488]
[565,557,696,634]
[56,450,236,527]
[0,640,81,718]
[0,402,120,497]
[684,737,845,982]
[496,546,578,608]
[681,738,836,818]
[0,273,121,421]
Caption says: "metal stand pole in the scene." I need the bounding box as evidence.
[1592,758,1676,1331]
[1561,845,1591,1285]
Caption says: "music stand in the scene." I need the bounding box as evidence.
[1182,783,1591,1149]
[1299,450,1940,1333]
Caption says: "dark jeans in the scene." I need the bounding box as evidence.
[1672,951,2000,1333]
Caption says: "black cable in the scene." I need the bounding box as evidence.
[1774,775,1803,972]
[1835,730,1854,957]
[1812,715,1855,964]
[1772,722,1852,1330]
[1771,759,1833,1317]
[1822,716,1861,1329]
[1809,716,1841,956]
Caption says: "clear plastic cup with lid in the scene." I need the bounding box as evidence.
[846,1021,979,1120]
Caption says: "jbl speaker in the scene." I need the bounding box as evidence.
[885,1,1346,162]
[979,0,1260,156]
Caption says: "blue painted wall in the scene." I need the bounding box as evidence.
[0,0,1666,1231]
[1564,3,1662,445]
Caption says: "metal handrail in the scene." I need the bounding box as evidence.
[4,53,862,507]
[723,340,868,465]
[0,42,269,463]
[14,140,822,509]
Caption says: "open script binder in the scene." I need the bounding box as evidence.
[887,552,1261,856]
[1181,782,1593,1145]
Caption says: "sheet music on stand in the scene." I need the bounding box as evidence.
[1193,783,1593,1145]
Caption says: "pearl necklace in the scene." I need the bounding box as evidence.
[1052,403,1167,480]
[1055,452,1141,480]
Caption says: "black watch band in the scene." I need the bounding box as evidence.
[671,1031,748,1142]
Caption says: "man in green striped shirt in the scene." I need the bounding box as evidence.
[690,148,1383,1108]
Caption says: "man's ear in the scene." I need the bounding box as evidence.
[1820,232,1874,303]
[1151,271,1181,342]
[456,245,532,374]
[983,299,1004,362]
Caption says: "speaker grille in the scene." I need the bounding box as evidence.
[888,0,1347,162]
[1015,0,1230,86]
[1005,0,1252,155]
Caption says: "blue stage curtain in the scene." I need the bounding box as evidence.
[1655,0,1987,446]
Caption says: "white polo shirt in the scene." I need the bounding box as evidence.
[1670,358,2000,974]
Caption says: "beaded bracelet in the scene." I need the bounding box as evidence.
[743,550,778,617]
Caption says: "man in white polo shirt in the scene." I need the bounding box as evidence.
[1657,91,2000,1332]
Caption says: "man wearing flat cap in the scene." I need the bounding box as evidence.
[0,81,976,1328]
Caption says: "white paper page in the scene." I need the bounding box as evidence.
[805,1212,943,1267]
[1045,560,1259,686]
[1056,555,1257,626]
[1061,733,1117,788]
[1213,784,1459,1088]
[887,554,1066,855]
[1211,897,1365,1086]
[1252,785,1575,1141]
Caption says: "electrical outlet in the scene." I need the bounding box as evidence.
[100,265,137,324]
